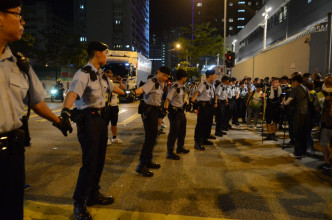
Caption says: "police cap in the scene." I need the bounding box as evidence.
[159,66,171,76]
[87,41,108,54]
[175,69,187,80]
[0,0,22,11]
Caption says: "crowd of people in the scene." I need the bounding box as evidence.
[1,1,332,220]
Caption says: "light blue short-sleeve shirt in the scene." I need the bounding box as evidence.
[0,46,45,133]
[69,62,114,110]
[142,78,164,106]
[167,82,185,108]
[197,81,212,101]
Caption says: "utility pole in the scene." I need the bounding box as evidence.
[326,12,332,75]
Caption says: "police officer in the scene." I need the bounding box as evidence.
[164,69,190,160]
[214,76,229,136]
[134,66,171,177]
[191,70,216,150]
[237,81,248,123]
[61,41,125,220]
[0,1,71,219]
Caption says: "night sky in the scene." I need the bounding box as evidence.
[23,0,192,34]
[150,0,192,34]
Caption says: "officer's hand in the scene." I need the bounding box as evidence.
[160,107,168,118]
[213,103,218,108]
[193,101,198,110]
[126,90,136,100]
[53,108,73,136]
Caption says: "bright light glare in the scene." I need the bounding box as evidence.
[51,90,57,94]
[176,44,181,49]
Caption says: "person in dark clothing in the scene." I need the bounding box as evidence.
[283,75,311,159]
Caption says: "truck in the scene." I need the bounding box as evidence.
[104,50,152,102]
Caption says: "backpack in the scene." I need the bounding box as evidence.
[308,92,321,125]
[321,92,332,129]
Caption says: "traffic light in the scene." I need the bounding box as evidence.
[225,51,235,68]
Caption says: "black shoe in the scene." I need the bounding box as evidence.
[86,192,114,206]
[202,139,213,145]
[234,122,240,125]
[194,143,205,151]
[287,140,295,147]
[136,162,154,177]
[24,184,31,191]
[215,132,223,137]
[272,134,278,141]
[146,161,161,169]
[158,129,166,135]
[74,204,92,220]
[221,131,227,135]
[176,147,190,154]
[166,152,180,160]
[222,127,229,131]
[264,135,273,140]
[208,135,216,139]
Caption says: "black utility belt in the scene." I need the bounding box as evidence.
[146,104,161,111]
[81,107,105,116]
[217,100,227,103]
[198,101,212,107]
[169,105,184,112]
[0,129,25,153]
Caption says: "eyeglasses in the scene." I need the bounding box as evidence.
[1,10,23,22]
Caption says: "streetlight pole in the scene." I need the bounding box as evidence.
[223,0,227,68]
[262,7,272,50]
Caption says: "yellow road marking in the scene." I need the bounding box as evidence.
[118,113,140,125]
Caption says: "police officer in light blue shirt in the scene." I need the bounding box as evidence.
[191,69,216,150]
[0,1,71,219]
[61,41,125,220]
[133,66,171,177]
[164,69,190,160]
[214,76,230,136]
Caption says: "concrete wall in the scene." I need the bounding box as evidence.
[232,35,310,79]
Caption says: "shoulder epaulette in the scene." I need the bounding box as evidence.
[151,77,160,89]
[13,52,30,75]
[81,66,97,81]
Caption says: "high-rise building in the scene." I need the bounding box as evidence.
[23,1,71,50]
[74,0,149,57]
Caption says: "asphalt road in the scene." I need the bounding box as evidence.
[24,101,332,220]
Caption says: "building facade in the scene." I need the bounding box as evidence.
[74,0,149,57]
[228,0,332,77]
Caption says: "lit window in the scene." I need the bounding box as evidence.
[197,2,202,7]
[248,2,251,5]
[126,45,130,48]
[229,2,233,6]
[238,9,245,12]
[229,26,233,30]
[80,5,84,9]
[238,1,245,4]
[238,18,245,20]
[237,26,244,29]
[229,18,234,22]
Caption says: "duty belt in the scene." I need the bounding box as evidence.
[146,104,161,111]
[0,129,25,153]
[169,104,184,112]
[81,107,105,116]
[198,101,211,107]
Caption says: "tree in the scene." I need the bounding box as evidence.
[9,33,36,58]
[177,22,223,74]
[176,61,200,81]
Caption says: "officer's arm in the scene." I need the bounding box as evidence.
[164,98,170,109]
[113,85,125,95]
[191,91,200,102]
[135,87,144,96]
[32,101,60,123]
[284,97,293,105]
[63,91,78,109]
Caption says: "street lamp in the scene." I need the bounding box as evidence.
[262,7,272,50]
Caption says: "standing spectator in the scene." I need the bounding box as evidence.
[246,84,264,130]
[283,75,311,159]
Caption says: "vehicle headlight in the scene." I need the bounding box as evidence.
[51,89,58,94]
[125,90,130,94]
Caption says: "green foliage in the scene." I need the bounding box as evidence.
[176,61,200,80]
[9,33,36,58]
[177,22,223,69]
